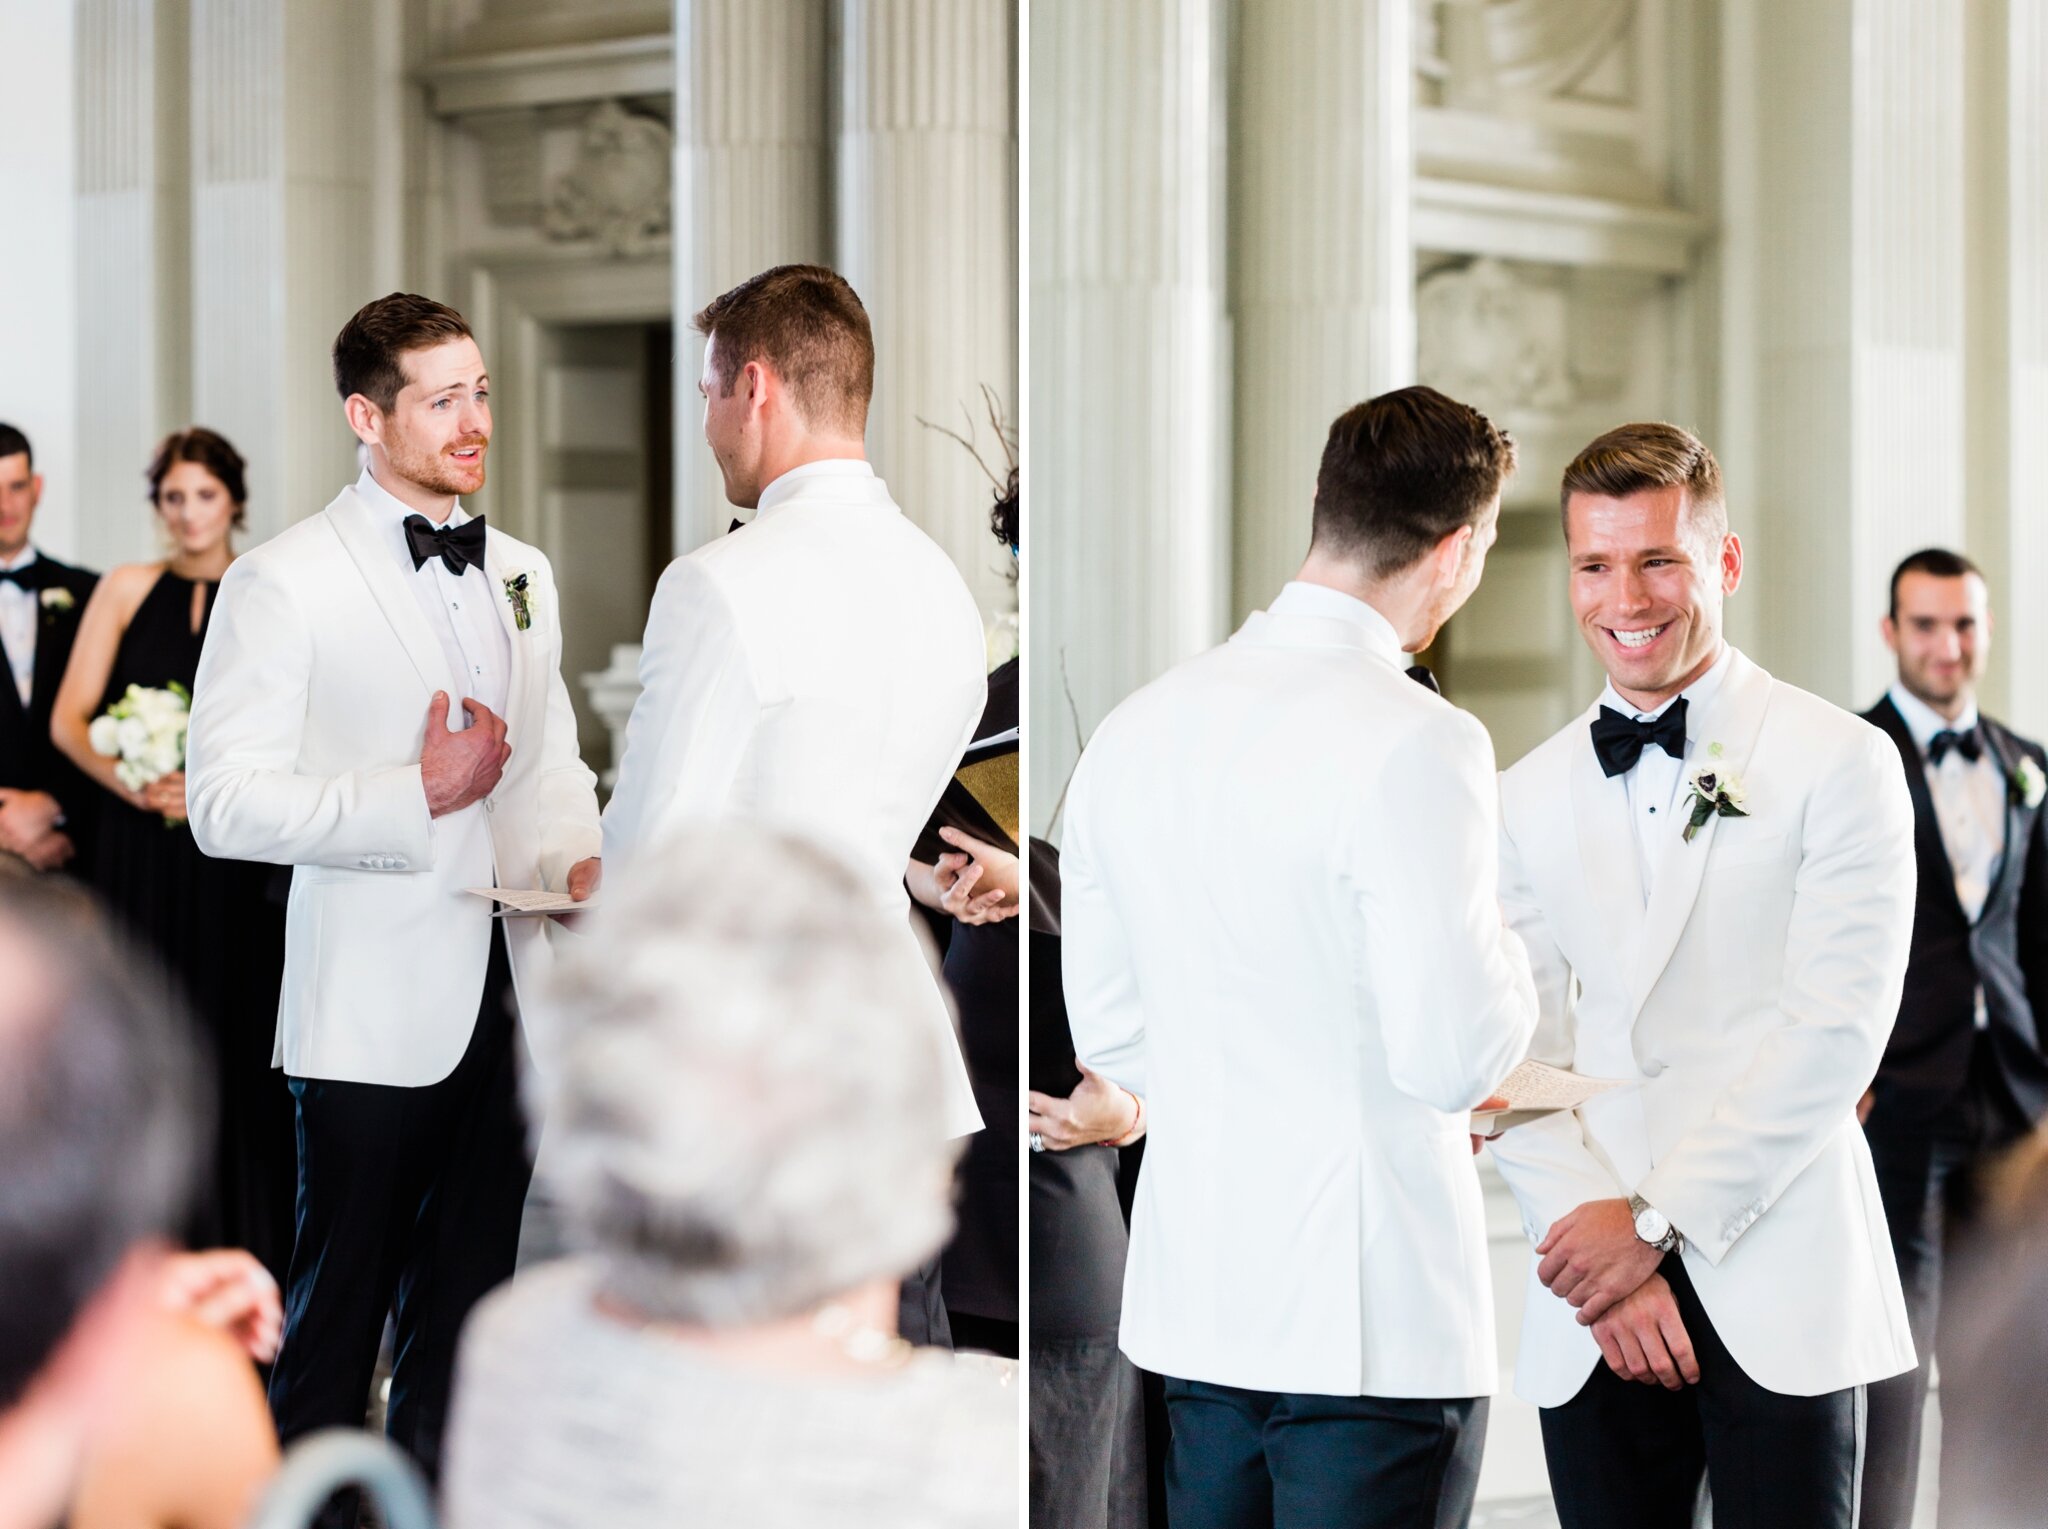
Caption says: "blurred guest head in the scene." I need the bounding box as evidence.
[146,428,248,553]
[1930,1129,2048,1526]
[1561,421,1739,708]
[333,293,490,503]
[1305,386,1517,650]
[1882,547,1990,720]
[692,265,874,510]
[0,423,42,562]
[0,879,204,1527]
[532,825,960,1328]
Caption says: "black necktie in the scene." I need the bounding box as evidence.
[1928,727,1982,765]
[403,514,486,576]
[0,561,45,591]
[1406,664,1440,694]
[1590,698,1689,779]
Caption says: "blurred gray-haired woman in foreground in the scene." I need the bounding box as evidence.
[442,825,1017,1529]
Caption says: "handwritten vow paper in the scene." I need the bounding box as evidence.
[463,887,596,917]
[1470,1059,1628,1134]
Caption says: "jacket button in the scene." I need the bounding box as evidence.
[484,798,495,814]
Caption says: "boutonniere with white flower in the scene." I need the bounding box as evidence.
[39,587,74,614]
[2012,755,2046,811]
[503,572,533,632]
[1682,741,1750,843]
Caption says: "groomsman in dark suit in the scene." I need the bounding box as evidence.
[0,423,100,875]
[1858,546,2048,1529]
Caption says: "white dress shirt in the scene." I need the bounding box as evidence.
[0,546,39,708]
[1888,684,2004,924]
[1597,644,1735,903]
[356,469,509,730]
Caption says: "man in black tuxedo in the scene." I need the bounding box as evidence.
[1858,546,2048,1529]
[0,423,99,876]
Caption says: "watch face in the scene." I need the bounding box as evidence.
[1635,1207,1670,1244]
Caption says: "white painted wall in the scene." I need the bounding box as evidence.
[0,0,78,560]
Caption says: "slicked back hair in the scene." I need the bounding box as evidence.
[1311,387,1518,579]
[332,293,475,413]
[1559,422,1727,553]
[0,423,30,469]
[1889,547,1985,618]
[693,265,874,436]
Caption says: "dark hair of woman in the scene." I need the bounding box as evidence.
[145,428,248,529]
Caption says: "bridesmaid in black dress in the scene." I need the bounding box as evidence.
[51,428,294,1283]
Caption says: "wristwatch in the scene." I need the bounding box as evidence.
[1629,1194,1682,1254]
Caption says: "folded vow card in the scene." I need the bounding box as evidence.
[463,887,597,917]
[1471,1059,1628,1134]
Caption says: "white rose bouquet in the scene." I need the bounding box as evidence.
[88,683,191,813]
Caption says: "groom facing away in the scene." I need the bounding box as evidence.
[1062,386,1539,1529]
[1486,423,1916,1528]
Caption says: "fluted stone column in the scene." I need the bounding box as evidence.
[187,0,375,544]
[75,0,189,566]
[1967,0,2048,736]
[1230,0,1413,619]
[1029,0,1231,835]
[1735,0,1968,708]
[834,0,1018,627]
[673,0,831,551]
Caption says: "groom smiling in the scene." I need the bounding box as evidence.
[1486,423,1917,1528]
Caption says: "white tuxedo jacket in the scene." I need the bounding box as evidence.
[1488,647,1918,1405]
[1062,586,1539,1397]
[186,485,601,1087]
[600,461,986,1138]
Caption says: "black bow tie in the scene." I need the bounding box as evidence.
[403,514,486,576]
[1928,727,1982,765]
[1590,698,1689,778]
[1406,664,1440,694]
[0,561,46,591]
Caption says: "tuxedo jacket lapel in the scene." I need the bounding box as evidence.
[0,627,27,765]
[1978,718,2027,925]
[1867,695,1978,928]
[481,534,538,731]
[326,488,461,700]
[1630,650,1774,1016]
[29,597,75,728]
[1570,717,1647,986]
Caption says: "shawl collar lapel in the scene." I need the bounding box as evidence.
[1866,694,1967,924]
[1977,718,2028,927]
[324,487,460,700]
[481,533,537,733]
[1629,648,1774,1018]
[1569,705,1648,989]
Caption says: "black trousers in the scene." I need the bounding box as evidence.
[1859,1130,1986,1529]
[1539,1257,1863,1529]
[1161,1376,1486,1529]
[267,926,530,1484]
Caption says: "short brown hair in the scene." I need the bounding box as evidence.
[332,293,474,413]
[1889,547,1984,618]
[1311,386,1518,578]
[692,265,874,434]
[1560,422,1726,549]
[146,427,248,530]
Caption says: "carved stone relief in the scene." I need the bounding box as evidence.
[541,101,673,255]
[1415,0,1637,110]
[1417,257,1577,412]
